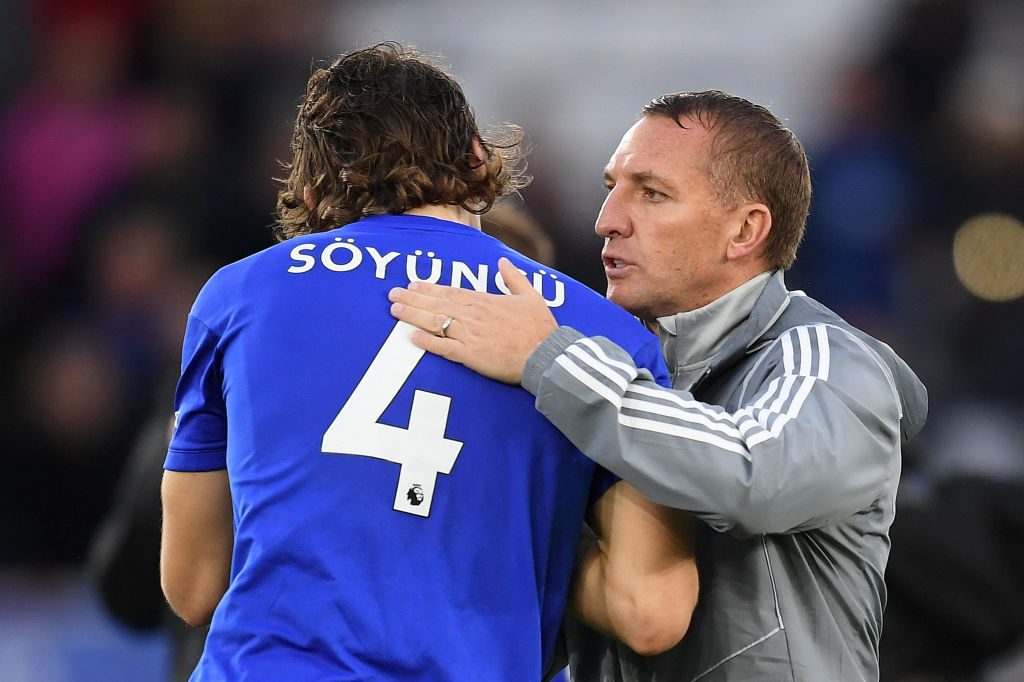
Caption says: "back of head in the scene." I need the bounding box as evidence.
[275,42,527,241]
[643,91,811,270]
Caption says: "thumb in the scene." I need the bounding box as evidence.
[498,257,536,297]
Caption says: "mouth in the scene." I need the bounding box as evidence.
[602,253,634,277]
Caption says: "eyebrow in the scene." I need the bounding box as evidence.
[602,167,667,183]
[631,170,672,188]
[605,169,676,194]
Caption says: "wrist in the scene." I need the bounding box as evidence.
[521,326,584,394]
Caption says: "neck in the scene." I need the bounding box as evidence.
[405,204,481,229]
[695,265,773,311]
[641,265,772,329]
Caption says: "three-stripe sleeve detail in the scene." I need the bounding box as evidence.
[553,337,640,408]
[741,325,830,446]
[554,325,834,457]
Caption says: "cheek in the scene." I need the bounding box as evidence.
[651,227,697,272]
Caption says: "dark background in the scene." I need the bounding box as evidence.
[1,1,1022,680]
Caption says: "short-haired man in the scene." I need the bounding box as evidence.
[389,90,928,681]
[160,44,697,681]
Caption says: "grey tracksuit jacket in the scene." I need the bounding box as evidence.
[526,271,928,681]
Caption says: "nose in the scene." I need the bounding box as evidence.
[595,186,631,238]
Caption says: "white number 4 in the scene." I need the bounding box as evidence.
[321,321,464,517]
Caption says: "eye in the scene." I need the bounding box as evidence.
[642,187,665,200]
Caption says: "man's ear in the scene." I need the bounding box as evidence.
[470,138,488,180]
[303,186,316,211]
[726,203,771,262]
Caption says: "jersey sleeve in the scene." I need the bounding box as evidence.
[165,313,228,472]
[579,327,670,508]
[522,324,903,537]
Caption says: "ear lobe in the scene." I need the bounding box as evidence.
[470,138,488,180]
[726,204,771,261]
[303,186,316,211]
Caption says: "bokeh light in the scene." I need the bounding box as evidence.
[952,213,1024,302]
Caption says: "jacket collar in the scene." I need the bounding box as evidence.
[656,271,775,390]
[664,269,793,392]
[705,269,792,381]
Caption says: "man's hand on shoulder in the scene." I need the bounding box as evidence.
[389,258,558,384]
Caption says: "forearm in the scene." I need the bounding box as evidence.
[160,470,233,626]
[525,328,764,531]
[569,532,616,640]
[571,536,694,656]
[570,484,698,656]
[523,327,901,535]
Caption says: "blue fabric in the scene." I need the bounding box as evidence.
[166,214,668,681]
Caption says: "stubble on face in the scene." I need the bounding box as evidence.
[600,115,733,322]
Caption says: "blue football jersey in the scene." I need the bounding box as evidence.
[166,214,668,681]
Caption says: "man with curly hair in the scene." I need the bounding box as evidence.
[160,43,697,681]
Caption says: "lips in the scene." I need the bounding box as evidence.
[602,252,634,277]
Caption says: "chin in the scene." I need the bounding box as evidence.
[607,291,642,317]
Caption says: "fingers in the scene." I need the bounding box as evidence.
[388,285,453,314]
[497,257,536,297]
[391,300,450,336]
[407,328,459,360]
[390,279,482,305]
[388,258,540,307]
[388,285,465,338]
[388,258,547,351]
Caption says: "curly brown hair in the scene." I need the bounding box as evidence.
[274,42,529,241]
[643,91,812,270]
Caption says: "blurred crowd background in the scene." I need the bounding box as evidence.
[1,1,1022,680]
